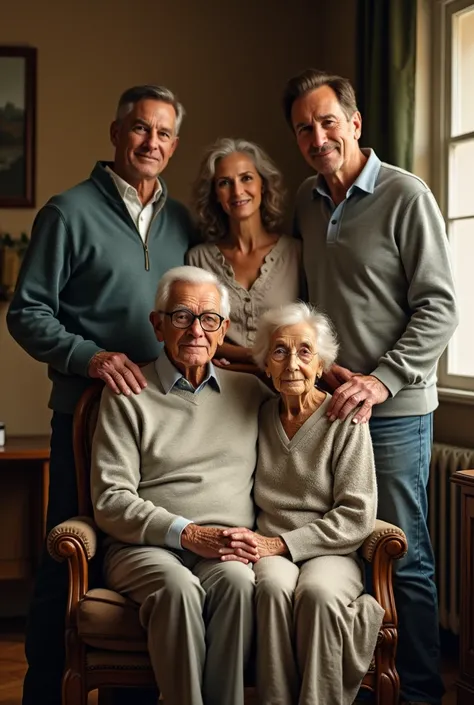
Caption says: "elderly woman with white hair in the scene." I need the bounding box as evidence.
[223,302,385,705]
[187,137,304,370]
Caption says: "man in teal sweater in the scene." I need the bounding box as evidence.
[283,69,458,705]
[7,84,194,705]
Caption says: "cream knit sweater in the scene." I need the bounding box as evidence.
[91,362,272,546]
[255,394,377,562]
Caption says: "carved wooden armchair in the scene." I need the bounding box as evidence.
[47,383,408,705]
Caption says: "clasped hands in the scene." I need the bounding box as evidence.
[181,524,288,565]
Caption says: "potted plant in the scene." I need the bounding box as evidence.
[0,232,30,299]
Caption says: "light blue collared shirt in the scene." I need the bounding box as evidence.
[312,148,382,244]
[155,349,220,395]
[155,350,220,549]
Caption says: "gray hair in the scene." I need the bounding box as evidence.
[116,85,185,134]
[252,302,338,370]
[193,137,285,242]
[154,266,230,318]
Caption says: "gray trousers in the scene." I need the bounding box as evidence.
[105,545,255,705]
[254,554,385,705]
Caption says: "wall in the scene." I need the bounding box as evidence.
[0,0,357,615]
[0,0,356,436]
[414,0,474,448]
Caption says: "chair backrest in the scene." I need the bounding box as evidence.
[73,382,104,517]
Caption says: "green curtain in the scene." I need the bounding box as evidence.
[357,0,417,171]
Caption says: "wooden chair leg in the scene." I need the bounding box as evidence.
[375,672,400,705]
[62,668,88,705]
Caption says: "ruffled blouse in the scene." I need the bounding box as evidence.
[186,236,304,347]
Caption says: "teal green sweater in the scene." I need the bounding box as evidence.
[7,162,194,413]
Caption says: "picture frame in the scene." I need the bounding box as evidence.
[0,46,36,208]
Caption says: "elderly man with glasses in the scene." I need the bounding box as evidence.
[91,265,272,705]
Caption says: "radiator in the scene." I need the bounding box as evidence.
[428,442,474,635]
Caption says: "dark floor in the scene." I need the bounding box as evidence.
[0,618,459,705]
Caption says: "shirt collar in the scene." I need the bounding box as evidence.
[155,349,221,395]
[311,148,381,200]
[105,165,162,204]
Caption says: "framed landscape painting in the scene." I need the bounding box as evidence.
[0,47,36,208]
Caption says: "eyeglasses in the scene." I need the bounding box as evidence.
[270,346,317,363]
[159,309,225,332]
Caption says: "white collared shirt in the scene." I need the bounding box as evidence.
[106,166,162,242]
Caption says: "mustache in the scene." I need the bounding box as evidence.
[308,143,338,157]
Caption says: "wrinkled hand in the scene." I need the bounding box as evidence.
[212,358,231,367]
[321,364,355,393]
[327,374,389,424]
[221,528,288,561]
[181,525,259,564]
[88,351,147,395]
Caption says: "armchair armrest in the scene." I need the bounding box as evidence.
[48,516,98,562]
[361,519,408,627]
[47,516,99,626]
[361,519,407,563]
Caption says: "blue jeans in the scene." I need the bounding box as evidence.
[369,413,444,705]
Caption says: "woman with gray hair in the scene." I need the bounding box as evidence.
[223,302,384,705]
[187,137,304,370]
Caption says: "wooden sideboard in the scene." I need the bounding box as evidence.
[0,435,50,580]
[451,469,474,705]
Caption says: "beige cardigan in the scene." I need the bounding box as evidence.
[255,394,378,562]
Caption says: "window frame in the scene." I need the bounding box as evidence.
[433,0,474,394]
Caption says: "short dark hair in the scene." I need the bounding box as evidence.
[115,85,185,134]
[282,69,358,129]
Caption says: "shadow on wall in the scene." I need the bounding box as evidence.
[0,304,51,435]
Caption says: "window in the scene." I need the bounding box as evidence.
[436,0,474,392]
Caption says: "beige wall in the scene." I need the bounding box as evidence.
[414,0,474,448]
[0,0,357,615]
[0,0,356,436]
[1,0,469,445]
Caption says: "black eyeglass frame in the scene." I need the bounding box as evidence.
[159,309,226,332]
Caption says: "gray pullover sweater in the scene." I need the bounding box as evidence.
[92,362,272,546]
[296,149,458,416]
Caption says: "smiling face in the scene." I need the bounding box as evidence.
[291,85,362,180]
[214,152,263,224]
[151,281,229,383]
[265,322,323,397]
[110,98,178,188]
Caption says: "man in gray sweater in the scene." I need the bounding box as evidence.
[91,266,272,705]
[283,69,458,705]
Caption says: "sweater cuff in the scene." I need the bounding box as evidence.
[280,530,303,563]
[165,517,193,549]
[69,341,105,377]
[370,364,405,398]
